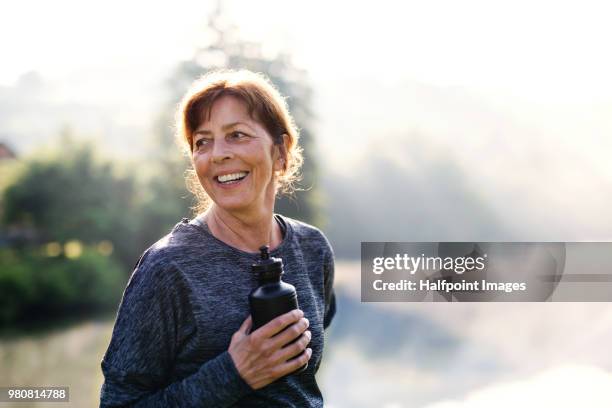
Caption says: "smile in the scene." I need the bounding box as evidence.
[215,171,249,185]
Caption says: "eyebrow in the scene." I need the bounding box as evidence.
[194,121,254,136]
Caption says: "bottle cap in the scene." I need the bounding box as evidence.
[252,245,284,279]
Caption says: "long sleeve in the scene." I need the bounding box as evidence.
[323,249,337,330]
[99,252,253,408]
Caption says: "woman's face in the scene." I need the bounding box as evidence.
[192,95,283,215]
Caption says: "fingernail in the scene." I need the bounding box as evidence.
[296,309,304,318]
[307,348,312,357]
[304,318,309,327]
[305,330,311,339]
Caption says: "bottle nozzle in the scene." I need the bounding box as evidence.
[259,245,270,260]
[253,245,283,281]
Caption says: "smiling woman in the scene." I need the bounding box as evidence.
[99,70,336,407]
[190,95,283,228]
[178,70,303,219]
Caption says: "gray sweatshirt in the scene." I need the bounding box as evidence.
[99,214,336,407]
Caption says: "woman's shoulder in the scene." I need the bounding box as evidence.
[128,219,200,282]
[277,214,334,256]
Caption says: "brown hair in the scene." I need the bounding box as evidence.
[175,70,304,214]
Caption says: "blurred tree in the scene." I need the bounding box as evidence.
[144,1,322,240]
[0,247,125,326]
[2,134,141,269]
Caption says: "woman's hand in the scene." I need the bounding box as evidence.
[228,310,312,390]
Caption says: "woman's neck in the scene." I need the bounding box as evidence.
[203,206,283,253]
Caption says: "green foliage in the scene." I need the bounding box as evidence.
[0,160,24,194]
[0,247,125,326]
[0,140,150,327]
[2,140,142,268]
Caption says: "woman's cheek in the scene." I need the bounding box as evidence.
[193,156,209,178]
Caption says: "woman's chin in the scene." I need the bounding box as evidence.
[212,196,256,213]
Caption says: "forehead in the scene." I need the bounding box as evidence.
[197,95,257,129]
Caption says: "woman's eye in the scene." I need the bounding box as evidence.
[230,131,248,140]
[195,138,211,148]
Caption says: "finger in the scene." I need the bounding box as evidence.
[274,348,312,378]
[239,315,253,334]
[268,317,309,350]
[236,315,253,336]
[253,309,303,339]
[273,330,311,363]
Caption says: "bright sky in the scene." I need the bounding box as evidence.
[2,0,611,194]
[2,0,612,101]
[0,1,203,85]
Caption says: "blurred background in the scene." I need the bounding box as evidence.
[1,0,612,407]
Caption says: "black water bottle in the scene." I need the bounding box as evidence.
[249,245,308,373]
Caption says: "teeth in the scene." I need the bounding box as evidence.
[218,172,248,183]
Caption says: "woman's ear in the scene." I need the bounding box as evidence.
[274,134,289,173]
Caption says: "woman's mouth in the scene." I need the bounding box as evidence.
[215,171,249,186]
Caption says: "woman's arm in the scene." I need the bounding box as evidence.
[99,254,253,408]
[323,248,337,330]
[101,351,251,407]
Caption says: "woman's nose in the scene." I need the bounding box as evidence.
[211,139,234,163]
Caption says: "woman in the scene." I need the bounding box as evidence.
[99,70,336,407]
